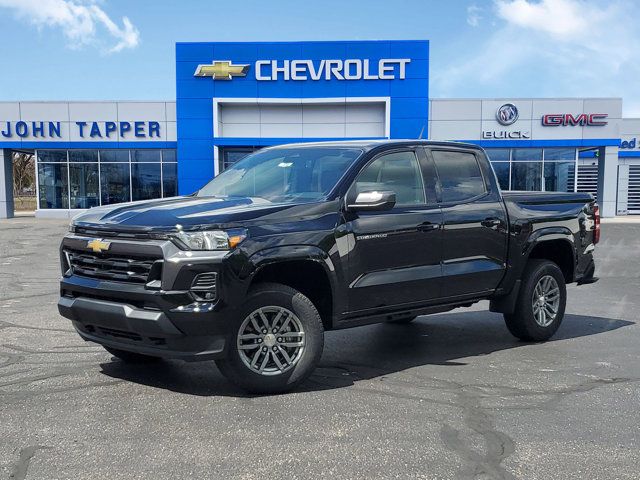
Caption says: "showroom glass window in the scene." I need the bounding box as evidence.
[511,148,542,191]
[99,150,130,205]
[220,147,261,171]
[68,150,99,208]
[35,149,178,209]
[482,147,579,192]
[485,148,510,190]
[37,150,69,209]
[161,149,178,197]
[131,150,161,201]
[543,148,576,192]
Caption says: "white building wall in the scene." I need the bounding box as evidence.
[429,98,623,217]
[599,146,620,217]
[620,118,640,151]
[428,98,622,141]
[216,98,388,139]
[618,118,640,215]
[0,101,177,143]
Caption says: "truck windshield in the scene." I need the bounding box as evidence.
[197,147,362,203]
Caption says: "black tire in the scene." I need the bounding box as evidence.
[215,283,324,394]
[103,346,161,364]
[504,259,567,342]
[387,315,418,324]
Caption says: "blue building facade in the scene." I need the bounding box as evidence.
[175,40,429,195]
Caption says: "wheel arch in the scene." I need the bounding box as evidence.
[491,228,576,315]
[524,229,576,284]
[245,246,340,330]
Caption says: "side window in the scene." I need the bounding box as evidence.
[352,151,426,206]
[431,150,486,203]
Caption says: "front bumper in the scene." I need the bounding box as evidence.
[57,233,242,361]
[59,295,227,360]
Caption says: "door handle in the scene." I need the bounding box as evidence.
[481,218,502,229]
[418,222,440,232]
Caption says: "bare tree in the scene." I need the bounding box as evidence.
[12,152,36,211]
[12,151,35,197]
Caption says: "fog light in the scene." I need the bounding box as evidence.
[190,272,218,302]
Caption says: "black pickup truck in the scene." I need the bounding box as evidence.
[58,140,599,393]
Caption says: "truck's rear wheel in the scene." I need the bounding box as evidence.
[215,283,324,394]
[103,346,161,364]
[504,259,566,342]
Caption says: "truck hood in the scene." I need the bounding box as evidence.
[72,196,317,231]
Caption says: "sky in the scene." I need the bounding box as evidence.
[0,0,639,115]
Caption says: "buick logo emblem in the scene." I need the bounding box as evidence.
[496,103,519,126]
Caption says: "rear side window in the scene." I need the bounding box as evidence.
[432,150,486,203]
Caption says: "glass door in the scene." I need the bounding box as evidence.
[219,147,260,173]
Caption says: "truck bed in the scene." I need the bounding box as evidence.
[502,190,594,206]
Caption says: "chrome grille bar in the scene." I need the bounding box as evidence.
[65,249,161,284]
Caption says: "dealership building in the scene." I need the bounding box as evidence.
[1,39,639,219]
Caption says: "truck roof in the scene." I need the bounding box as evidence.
[265,139,484,152]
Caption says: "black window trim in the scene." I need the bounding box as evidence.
[427,147,490,207]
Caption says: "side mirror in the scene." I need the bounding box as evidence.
[347,191,396,211]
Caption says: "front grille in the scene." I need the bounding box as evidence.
[83,325,167,347]
[72,226,167,240]
[96,326,143,342]
[65,249,161,284]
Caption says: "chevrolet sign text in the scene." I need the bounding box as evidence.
[255,59,411,81]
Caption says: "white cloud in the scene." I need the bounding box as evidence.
[434,0,640,116]
[467,4,483,27]
[494,0,588,37]
[0,0,140,53]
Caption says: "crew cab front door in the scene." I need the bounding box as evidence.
[342,148,443,314]
[428,148,508,298]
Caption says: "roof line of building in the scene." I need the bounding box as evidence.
[431,97,623,101]
[0,100,175,104]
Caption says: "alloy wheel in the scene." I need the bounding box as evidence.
[236,306,306,376]
[531,275,561,327]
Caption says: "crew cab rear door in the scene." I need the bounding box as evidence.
[342,147,443,313]
[426,147,508,298]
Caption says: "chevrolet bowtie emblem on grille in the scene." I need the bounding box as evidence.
[87,239,111,253]
[194,60,250,80]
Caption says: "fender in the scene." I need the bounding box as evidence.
[525,228,577,278]
[242,244,345,325]
[492,226,577,311]
[523,226,576,257]
[247,244,337,275]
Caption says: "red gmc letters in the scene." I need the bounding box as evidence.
[541,113,608,126]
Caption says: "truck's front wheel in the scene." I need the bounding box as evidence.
[504,259,567,342]
[215,283,324,394]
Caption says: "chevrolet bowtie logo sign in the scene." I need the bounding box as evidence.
[194,61,250,80]
[86,239,111,253]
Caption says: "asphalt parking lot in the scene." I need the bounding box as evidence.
[0,218,639,480]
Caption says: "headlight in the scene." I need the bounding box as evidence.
[170,229,247,251]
